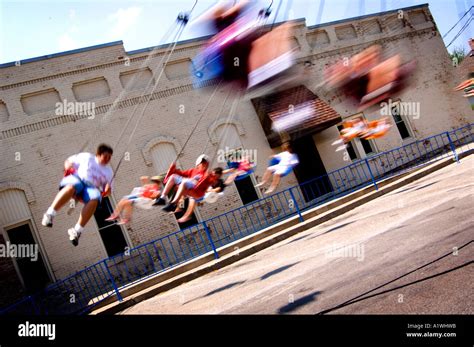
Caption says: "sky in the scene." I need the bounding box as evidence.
[0,0,473,64]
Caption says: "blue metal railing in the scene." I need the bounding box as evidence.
[1,123,472,315]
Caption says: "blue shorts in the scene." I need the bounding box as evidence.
[268,165,293,177]
[60,175,102,203]
[192,196,205,203]
[173,175,198,189]
[124,195,139,204]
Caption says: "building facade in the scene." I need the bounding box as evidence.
[0,4,471,307]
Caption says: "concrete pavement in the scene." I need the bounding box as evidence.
[119,155,474,314]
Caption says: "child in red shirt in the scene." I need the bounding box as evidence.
[154,155,223,213]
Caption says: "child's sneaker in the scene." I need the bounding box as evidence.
[152,197,167,206]
[162,202,177,213]
[42,213,54,228]
[68,228,81,247]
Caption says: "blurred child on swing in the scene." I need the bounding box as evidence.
[173,165,245,224]
[153,155,224,212]
[255,142,299,194]
[105,175,163,225]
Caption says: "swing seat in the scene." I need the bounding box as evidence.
[247,22,295,89]
[227,160,254,181]
[361,122,391,140]
[192,15,262,88]
[268,157,295,178]
[192,45,225,88]
[163,162,177,184]
[133,197,155,210]
[203,191,224,204]
[340,126,365,142]
[454,78,474,91]
[233,168,254,181]
[186,174,214,200]
[227,161,240,170]
[358,58,416,111]
[268,157,280,166]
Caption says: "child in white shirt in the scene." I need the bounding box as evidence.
[255,142,299,194]
[42,144,114,247]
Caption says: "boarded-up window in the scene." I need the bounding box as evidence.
[20,89,61,115]
[335,25,357,40]
[0,101,9,122]
[165,59,191,80]
[386,15,405,31]
[361,19,382,35]
[306,30,330,48]
[72,77,110,102]
[120,68,154,91]
[409,10,427,25]
[290,37,300,50]
[150,142,178,175]
[215,124,242,151]
[0,189,31,227]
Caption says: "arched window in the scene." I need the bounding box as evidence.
[149,142,199,228]
[150,142,179,175]
[215,123,242,150]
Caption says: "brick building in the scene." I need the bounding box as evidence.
[0,4,471,307]
[454,38,474,109]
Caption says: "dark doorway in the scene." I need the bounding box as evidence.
[235,175,259,205]
[6,222,50,293]
[94,197,129,257]
[291,135,333,202]
[175,198,200,229]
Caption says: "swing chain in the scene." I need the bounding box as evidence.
[259,8,272,18]
[264,0,273,17]
[177,12,190,24]
[177,0,198,24]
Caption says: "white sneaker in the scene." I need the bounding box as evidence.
[42,213,54,227]
[68,228,81,247]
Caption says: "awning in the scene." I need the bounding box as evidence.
[251,85,342,147]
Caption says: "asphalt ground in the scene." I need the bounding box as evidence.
[120,155,474,314]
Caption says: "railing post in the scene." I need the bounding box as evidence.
[202,222,219,259]
[289,188,304,222]
[364,158,378,190]
[102,260,123,302]
[144,246,157,273]
[446,132,460,163]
